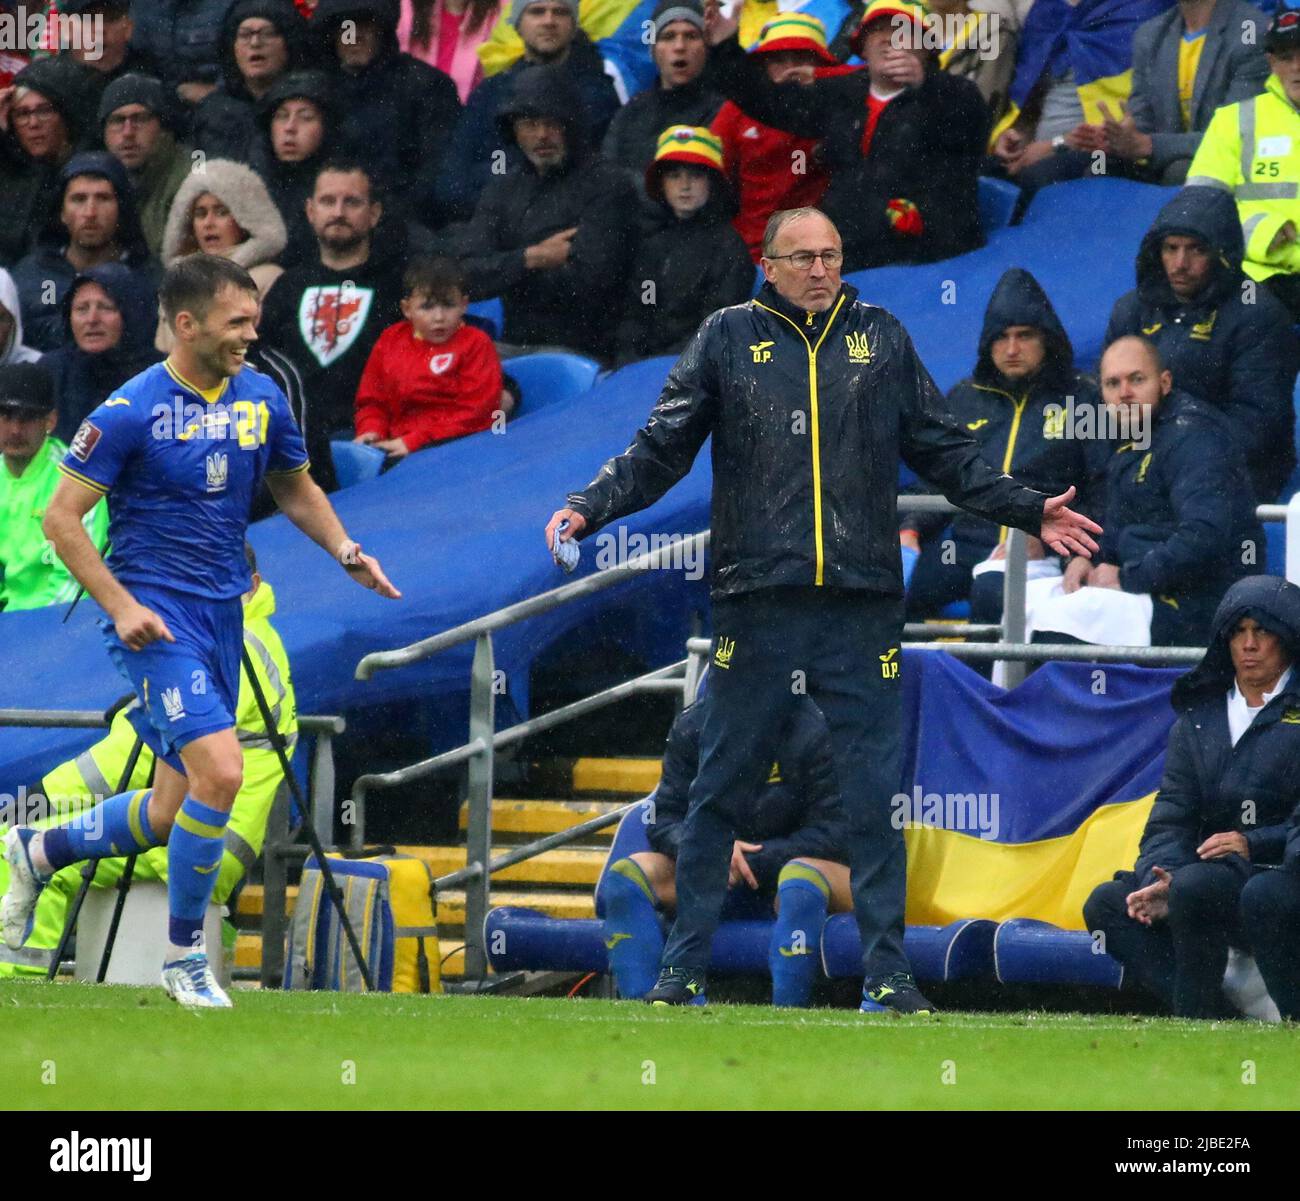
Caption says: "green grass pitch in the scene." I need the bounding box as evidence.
[3,981,1298,1109]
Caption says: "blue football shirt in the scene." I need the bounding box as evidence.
[59,359,310,601]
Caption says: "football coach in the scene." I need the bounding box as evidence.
[544,208,1102,1013]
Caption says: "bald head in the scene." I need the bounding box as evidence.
[1100,335,1171,415]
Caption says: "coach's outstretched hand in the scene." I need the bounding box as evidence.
[544,508,587,553]
[1039,487,1103,559]
[115,601,175,651]
[338,540,402,599]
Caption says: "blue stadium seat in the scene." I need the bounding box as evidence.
[977,176,1020,234]
[466,297,503,339]
[329,440,385,489]
[821,913,996,982]
[993,918,1123,988]
[505,352,601,414]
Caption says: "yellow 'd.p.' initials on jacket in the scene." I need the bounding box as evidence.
[1187,74,1300,283]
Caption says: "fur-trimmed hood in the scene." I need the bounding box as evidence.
[161,158,287,269]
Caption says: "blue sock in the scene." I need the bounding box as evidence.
[602,858,664,999]
[41,790,160,870]
[166,797,229,953]
[769,863,830,1007]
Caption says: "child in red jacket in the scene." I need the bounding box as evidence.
[354,256,504,461]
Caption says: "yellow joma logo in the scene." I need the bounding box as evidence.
[767,760,782,784]
[750,341,774,363]
[966,418,989,431]
[880,646,900,679]
[845,331,871,363]
[1135,451,1153,484]
[714,636,736,669]
[1282,709,1300,724]
[604,933,632,949]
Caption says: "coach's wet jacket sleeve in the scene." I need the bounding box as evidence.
[567,313,722,535]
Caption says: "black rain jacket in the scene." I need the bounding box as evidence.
[1132,575,1300,886]
[568,279,1049,599]
[1105,186,1298,502]
[1099,389,1262,644]
[903,267,1109,551]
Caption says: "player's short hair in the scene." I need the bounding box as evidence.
[159,255,258,326]
[244,541,258,575]
[1102,333,1164,375]
[402,256,467,304]
[312,157,380,203]
[761,207,836,259]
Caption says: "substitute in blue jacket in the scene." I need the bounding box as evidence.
[603,694,850,1006]
[1048,335,1262,648]
[901,267,1110,622]
[547,206,1101,1013]
[1104,186,1298,504]
[1085,575,1300,1019]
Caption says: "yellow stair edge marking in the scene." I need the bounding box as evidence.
[436,890,595,925]
[234,934,262,969]
[457,799,622,835]
[235,884,297,918]
[396,844,605,885]
[571,758,661,795]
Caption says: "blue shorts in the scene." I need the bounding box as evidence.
[102,584,243,774]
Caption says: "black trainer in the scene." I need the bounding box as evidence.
[860,972,936,1015]
[645,967,708,1007]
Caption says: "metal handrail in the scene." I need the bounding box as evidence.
[0,710,344,734]
[355,530,710,680]
[350,657,689,822]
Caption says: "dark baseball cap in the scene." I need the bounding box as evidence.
[0,364,56,416]
[1266,7,1300,53]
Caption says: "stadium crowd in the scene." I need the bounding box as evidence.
[0,0,1295,647]
[2,0,1300,1015]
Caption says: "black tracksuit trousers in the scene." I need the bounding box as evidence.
[660,586,911,981]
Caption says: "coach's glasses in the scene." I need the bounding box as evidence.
[766,250,843,270]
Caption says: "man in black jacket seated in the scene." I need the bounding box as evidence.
[546,207,1101,1013]
[702,0,990,271]
[312,0,461,225]
[1038,335,1262,649]
[902,268,1110,622]
[1084,575,1300,1020]
[457,66,637,364]
[602,693,850,1006]
[1105,187,1298,504]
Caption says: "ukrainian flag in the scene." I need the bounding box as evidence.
[992,0,1176,144]
[897,651,1182,931]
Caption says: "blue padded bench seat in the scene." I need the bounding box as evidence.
[993,918,1123,988]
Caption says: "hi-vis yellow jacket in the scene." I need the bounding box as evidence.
[0,582,296,974]
[1187,74,1300,283]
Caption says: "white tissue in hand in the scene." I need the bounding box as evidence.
[553,527,580,573]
